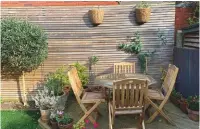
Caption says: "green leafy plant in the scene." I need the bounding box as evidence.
[1,18,48,77]
[45,66,70,96]
[89,56,99,66]
[187,3,199,25]
[171,89,182,100]
[187,95,199,111]
[73,121,86,129]
[137,50,156,74]
[157,28,167,45]
[136,1,151,9]
[117,32,142,54]
[56,111,73,125]
[71,62,89,86]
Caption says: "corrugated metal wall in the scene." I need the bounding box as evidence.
[1,3,175,100]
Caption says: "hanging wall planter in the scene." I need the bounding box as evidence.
[89,8,104,25]
[135,2,151,23]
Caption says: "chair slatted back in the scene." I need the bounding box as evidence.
[114,62,135,74]
[68,67,84,103]
[113,79,148,109]
[161,64,179,96]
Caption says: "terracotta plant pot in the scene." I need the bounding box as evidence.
[170,96,180,107]
[50,119,58,129]
[58,122,73,129]
[89,8,104,25]
[40,109,50,123]
[187,107,199,122]
[179,100,188,114]
[135,8,151,23]
[63,86,71,95]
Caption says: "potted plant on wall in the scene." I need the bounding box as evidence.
[32,87,59,123]
[135,1,151,23]
[187,95,199,122]
[89,7,104,25]
[56,111,73,129]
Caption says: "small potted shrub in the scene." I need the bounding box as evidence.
[135,2,151,23]
[45,66,71,96]
[56,111,73,129]
[89,7,104,25]
[187,95,199,122]
[179,96,188,114]
[170,89,182,107]
[73,121,85,129]
[32,87,59,123]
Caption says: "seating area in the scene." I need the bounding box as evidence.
[1,1,199,129]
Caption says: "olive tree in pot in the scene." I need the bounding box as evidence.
[32,87,59,123]
[187,95,199,122]
[1,18,48,106]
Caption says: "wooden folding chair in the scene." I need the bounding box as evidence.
[114,62,136,74]
[109,78,148,129]
[145,64,179,125]
[68,67,105,124]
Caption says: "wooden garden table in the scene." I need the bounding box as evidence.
[94,73,157,89]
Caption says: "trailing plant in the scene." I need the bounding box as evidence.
[187,95,199,111]
[187,3,199,25]
[71,62,89,86]
[32,87,59,110]
[117,32,142,54]
[136,1,151,9]
[88,56,99,66]
[157,28,167,45]
[137,50,156,74]
[45,66,70,96]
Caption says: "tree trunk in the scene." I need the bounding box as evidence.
[22,71,28,106]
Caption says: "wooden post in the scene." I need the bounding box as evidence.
[145,57,148,74]
[22,71,28,106]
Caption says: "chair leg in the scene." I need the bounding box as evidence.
[108,103,113,129]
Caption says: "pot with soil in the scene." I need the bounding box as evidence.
[135,2,151,23]
[187,95,199,122]
[56,113,73,129]
[179,97,188,114]
[50,118,58,129]
[40,109,51,123]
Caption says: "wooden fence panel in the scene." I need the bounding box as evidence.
[1,3,175,100]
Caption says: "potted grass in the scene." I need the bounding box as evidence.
[56,111,73,129]
[187,95,199,122]
[89,7,104,25]
[32,87,59,123]
[179,96,188,114]
[170,89,182,107]
[135,2,151,23]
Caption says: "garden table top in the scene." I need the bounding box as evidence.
[94,73,157,88]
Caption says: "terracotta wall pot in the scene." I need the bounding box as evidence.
[89,9,104,25]
[40,109,50,123]
[135,8,151,23]
[58,122,73,129]
[187,107,199,122]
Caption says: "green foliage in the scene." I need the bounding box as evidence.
[89,56,99,66]
[117,32,142,54]
[73,121,86,129]
[72,62,89,86]
[56,113,73,125]
[157,29,167,45]
[187,4,199,25]
[45,66,70,96]
[187,95,199,111]
[171,89,182,100]
[137,50,156,74]
[1,18,48,77]
[160,67,167,83]
[187,17,198,25]
[136,1,151,9]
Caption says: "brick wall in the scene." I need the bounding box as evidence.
[175,7,193,31]
[1,1,118,7]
